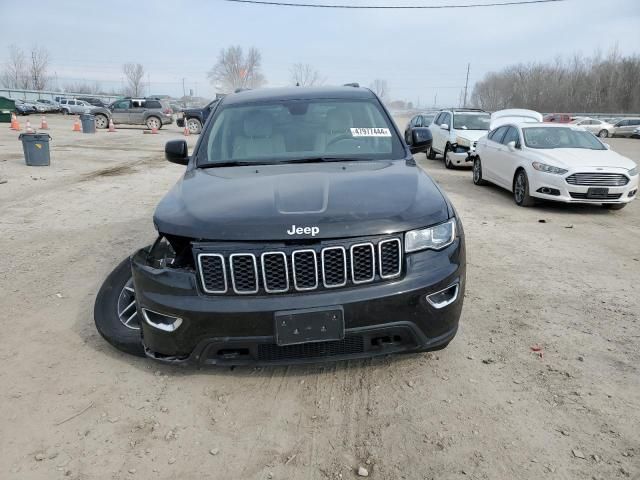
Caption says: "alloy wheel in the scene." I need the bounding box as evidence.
[117,279,140,330]
[473,159,480,183]
[514,172,526,203]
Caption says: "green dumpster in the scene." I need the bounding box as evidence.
[0,96,16,123]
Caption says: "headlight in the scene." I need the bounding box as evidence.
[148,236,176,268]
[405,219,456,253]
[532,161,568,175]
[455,136,471,147]
[629,167,638,176]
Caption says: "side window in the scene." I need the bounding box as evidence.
[131,99,144,108]
[631,120,640,126]
[113,100,131,110]
[491,126,508,144]
[143,100,162,109]
[501,127,520,145]
[69,101,76,106]
[441,113,451,127]
[415,116,422,127]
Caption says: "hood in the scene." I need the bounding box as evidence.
[534,148,637,170]
[455,130,487,143]
[154,160,450,241]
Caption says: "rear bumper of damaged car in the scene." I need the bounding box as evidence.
[130,237,466,366]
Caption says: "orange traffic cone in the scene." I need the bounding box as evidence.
[40,115,49,130]
[144,125,159,134]
[107,117,116,133]
[72,116,81,132]
[183,121,190,136]
[10,113,20,131]
[25,119,34,133]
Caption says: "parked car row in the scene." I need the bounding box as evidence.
[405,108,638,210]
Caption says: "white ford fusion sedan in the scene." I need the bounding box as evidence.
[473,122,638,210]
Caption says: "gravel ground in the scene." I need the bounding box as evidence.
[0,114,638,480]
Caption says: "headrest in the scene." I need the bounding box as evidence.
[243,111,273,138]
[326,108,353,133]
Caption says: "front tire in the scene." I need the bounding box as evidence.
[94,257,144,357]
[602,203,627,210]
[598,129,609,138]
[513,169,535,207]
[444,144,454,169]
[427,145,437,160]
[95,114,109,129]
[473,157,487,185]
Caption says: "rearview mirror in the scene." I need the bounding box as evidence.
[165,140,189,165]
[410,127,433,154]
[440,123,449,131]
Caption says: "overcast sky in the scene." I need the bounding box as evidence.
[1,0,639,105]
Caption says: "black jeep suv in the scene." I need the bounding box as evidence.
[95,86,464,366]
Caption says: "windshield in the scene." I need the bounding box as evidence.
[197,98,404,166]
[453,113,490,130]
[523,127,606,150]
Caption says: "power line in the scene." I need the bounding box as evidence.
[224,0,566,9]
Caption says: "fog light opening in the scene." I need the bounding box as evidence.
[142,308,183,332]
[536,187,560,196]
[426,283,459,309]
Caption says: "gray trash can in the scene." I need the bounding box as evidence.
[19,133,51,166]
[80,113,96,133]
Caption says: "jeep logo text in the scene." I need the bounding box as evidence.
[287,225,320,236]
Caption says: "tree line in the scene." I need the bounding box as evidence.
[471,49,640,113]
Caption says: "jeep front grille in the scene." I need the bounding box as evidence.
[566,173,628,186]
[196,236,402,296]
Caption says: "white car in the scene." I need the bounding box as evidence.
[569,117,614,138]
[427,108,491,168]
[473,120,638,210]
[633,126,640,138]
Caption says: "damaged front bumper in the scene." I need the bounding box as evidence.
[130,236,466,367]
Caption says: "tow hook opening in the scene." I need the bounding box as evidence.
[371,335,403,347]
[216,348,250,359]
[426,283,459,309]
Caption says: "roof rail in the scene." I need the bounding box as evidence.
[343,83,360,88]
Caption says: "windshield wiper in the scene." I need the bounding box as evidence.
[199,161,259,168]
[199,157,357,168]
[279,157,356,164]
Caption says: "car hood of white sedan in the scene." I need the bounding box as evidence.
[531,148,637,171]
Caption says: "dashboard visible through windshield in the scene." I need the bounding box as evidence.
[198,98,405,166]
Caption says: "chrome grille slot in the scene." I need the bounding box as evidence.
[261,252,289,293]
[229,253,258,294]
[321,246,347,288]
[378,238,402,279]
[566,173,628,186]
[196,236,402,295]
[198,254,227,294]
[350,243,375,284]
[292,249,318,291]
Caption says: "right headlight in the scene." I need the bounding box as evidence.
[405,219,456,253]
[629,167,638,176]
[532,161,568,175]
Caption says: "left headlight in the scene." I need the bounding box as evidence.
[532,161,568,175]
[629,167,638,176]
[405,219,456,253]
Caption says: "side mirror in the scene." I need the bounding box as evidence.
[603,143,610,150]
[410,127,432,154]
[165,140,189,165]
[440,123,449,131]
[507,141,517,151]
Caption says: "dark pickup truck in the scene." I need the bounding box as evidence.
[176,97,222,134]
[95,85,464,366]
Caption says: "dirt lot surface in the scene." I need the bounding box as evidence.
[1,115,639,480]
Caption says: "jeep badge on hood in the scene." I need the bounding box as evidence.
[287,225,320,236]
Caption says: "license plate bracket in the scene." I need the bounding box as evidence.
[587,187,609,199]
[275,306,344,346]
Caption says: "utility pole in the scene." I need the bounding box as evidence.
[463,63,470,107]
[433,93,437,108]
[182,78,186,98]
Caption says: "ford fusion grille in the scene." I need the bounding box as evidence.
[196,237,402,296]
[566,173,628,186]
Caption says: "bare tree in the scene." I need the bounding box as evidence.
[290,63,324,87]
[207,46,266,92]
[63,81,103,94]
[123,63,145,97]
[29,45,50,90]
[0,44,29,89]
[369,79,389,100]
[471,49,640,113]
